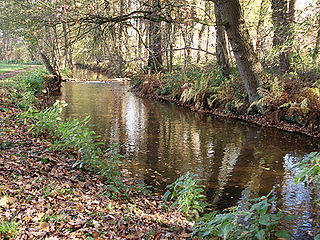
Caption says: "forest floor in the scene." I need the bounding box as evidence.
[0,70,193,239]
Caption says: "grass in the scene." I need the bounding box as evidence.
[0,219,18,240]
[0,64,30,74]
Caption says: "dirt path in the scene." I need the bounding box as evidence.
[0,66,40,80]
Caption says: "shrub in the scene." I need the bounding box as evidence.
[294,152,320,239]
[192,192,292,240]
[21,69,46,93]
[162,172,207,218]
[20,101,124,194]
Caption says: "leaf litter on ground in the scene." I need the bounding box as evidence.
[0,82,193,239]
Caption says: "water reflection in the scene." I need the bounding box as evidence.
[58,81,320,237]
[72,67,111,80]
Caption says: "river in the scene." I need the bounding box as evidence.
[56,69,320,238]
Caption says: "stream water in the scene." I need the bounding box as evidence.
[56,69,320,238]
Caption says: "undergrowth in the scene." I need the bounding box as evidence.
[165,172,292,239]
[20,101,124,196]
[132,64,320,131]
[192,193,292,240]
[162,172,207,219]
[0,219,18,240]
[1,69,125,198]
[132,65,249,113]
[256,71,320,130]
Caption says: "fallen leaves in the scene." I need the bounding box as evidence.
[0,196,14,207]
[0,88,193,239]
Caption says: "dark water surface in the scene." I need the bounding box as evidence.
[57,75,320,238]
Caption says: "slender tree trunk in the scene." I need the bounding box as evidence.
[66,23,73,69]
[148,20,163,72]
[39,51,55,75]
[272,0,296,72]
[205,6,211,63]
[214,2,231,78]
[256,0,269,58]
[216,0,267,104]
[63,22,69,69]
[313,28,320,65]
[197,24,206,63]
[147,2,163,72]
[45,26,58,72]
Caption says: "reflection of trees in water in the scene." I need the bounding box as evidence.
[58,81,320,237]
[278,154,317,239]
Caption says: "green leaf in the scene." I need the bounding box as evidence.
[220,223,233,239]
[314,234,320,240]
[256,229,265,240]
[283,215,297,221]
[259,214,270,225]
[275,230,292,239]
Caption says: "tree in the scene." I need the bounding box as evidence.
[256,0,270,59]
[214,2,230,78]
[271,0,296,72]
[147,1,163,72]
[215,0,267,104]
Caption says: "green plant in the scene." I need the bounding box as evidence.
[21,69,46,93]
[60,67,73,78]
[20,100,124,195]
[294,152,320,186]
[293,152,320,239]
[192,192,291,239]
[162,172,207,218]
[0,219,18,240]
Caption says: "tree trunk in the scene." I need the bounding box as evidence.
[39,51,55,75]
[313,28,320,65]
[39,51,62,92]
[196,24,206,63]
[147,2,163,72]
[256,0,269,58]
[272,0,296,72]
[216,0,267,104]
[214,2,231,78]
[62,22,73,70]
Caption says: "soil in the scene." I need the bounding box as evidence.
[0,66,40,81]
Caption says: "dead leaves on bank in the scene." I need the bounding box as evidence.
[0,88,193,239]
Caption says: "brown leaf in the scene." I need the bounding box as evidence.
[124,233,144,239]
[179,231,190,238]
[33,212,45,222]
[0,196,9,207]
[40,222,50,231]
[23,215,33,222]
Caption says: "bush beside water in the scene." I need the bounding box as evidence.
[131,64,320,131]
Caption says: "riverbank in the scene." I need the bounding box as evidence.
[0,70,192,239]
[130,70,320,138]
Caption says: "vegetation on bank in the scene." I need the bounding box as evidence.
[0,69,192,239]
[131,64,320,136]
[1,68,320,239]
